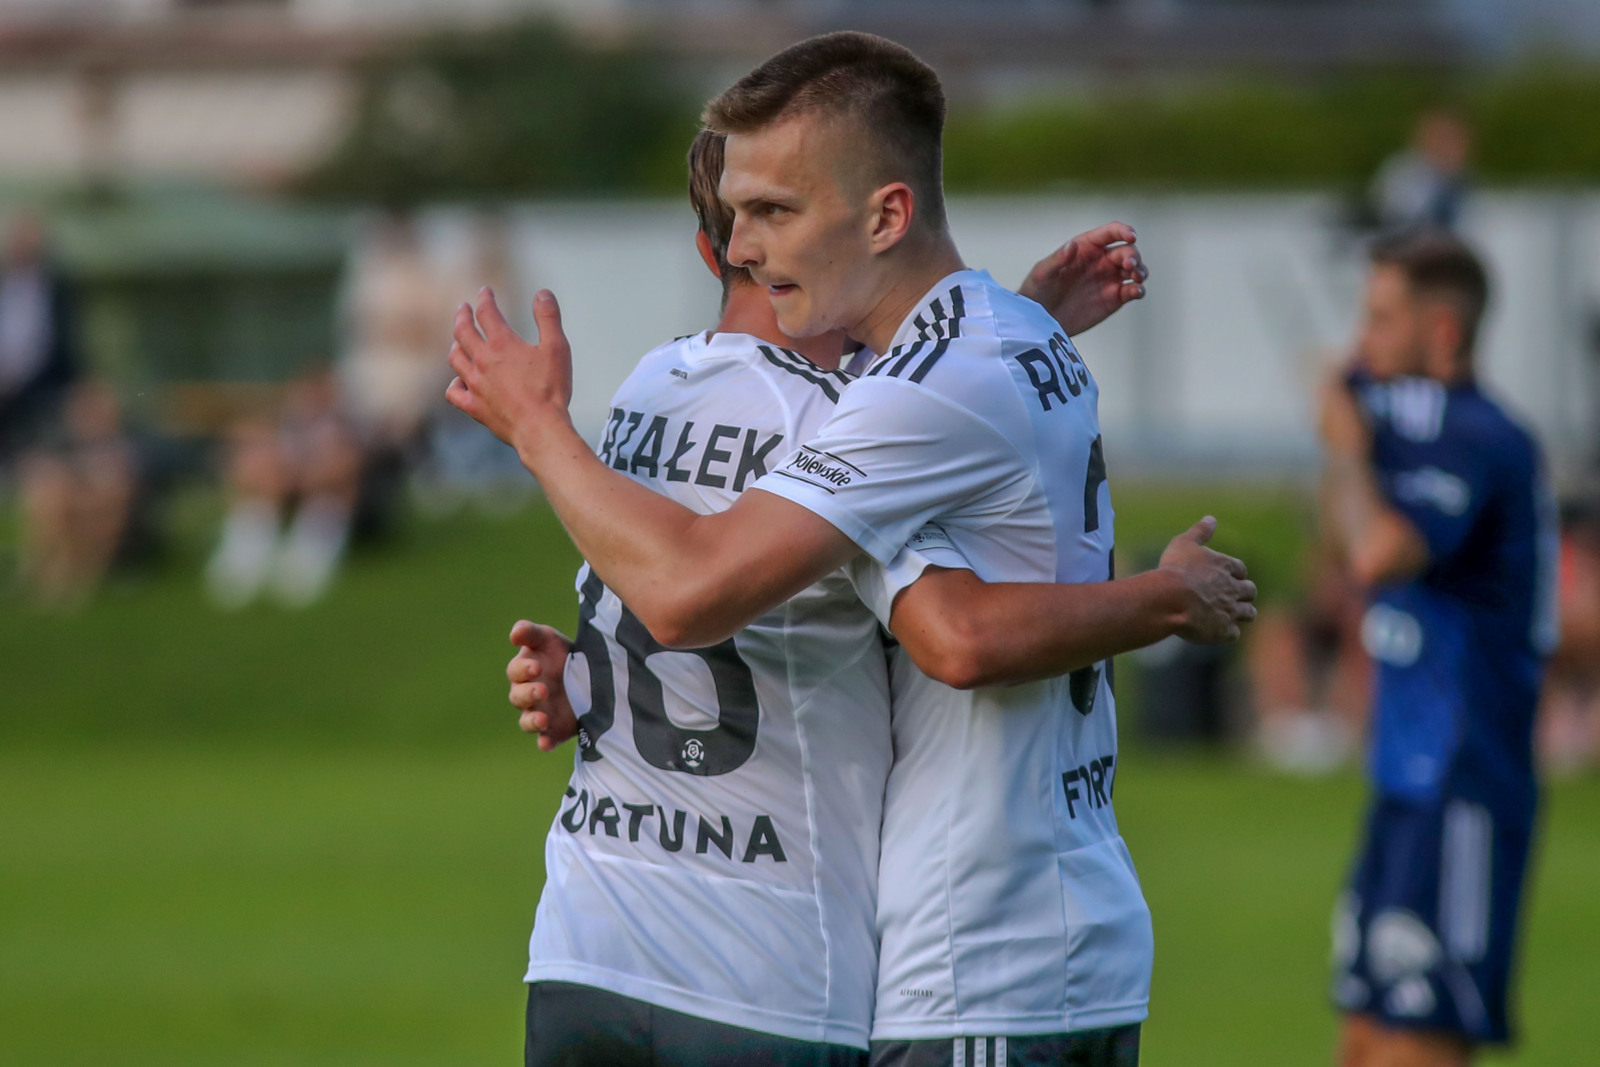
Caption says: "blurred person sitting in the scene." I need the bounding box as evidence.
[1321,234,1555,1067]
[0,211,78,464]
[1536,499,1600,776]
[1247,542,1370,774]
[206,370,363,610]
[1371,109,1473,235]
[15,381,135,609]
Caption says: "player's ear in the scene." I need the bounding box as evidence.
[694,230,723,281]
[1423,301,1464,377]
[867,183,916,256]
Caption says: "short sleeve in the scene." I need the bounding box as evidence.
[1381,455,1492,565]
[847,523,972,627]
[751,373,1028,565]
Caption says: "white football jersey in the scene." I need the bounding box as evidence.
[526,331,893,1049]
[755,270,1154,1040]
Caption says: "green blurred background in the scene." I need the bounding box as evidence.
[5,3,1600,1065]
[3,492,1596,1065]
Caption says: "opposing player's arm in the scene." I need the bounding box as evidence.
[888,518,1256,690]
[1318,377,1430,586]
[447,289,859,648]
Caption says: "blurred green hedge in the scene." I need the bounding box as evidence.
[945,69,1600,191]
[302,26,1600,201]
[301,22,697,204]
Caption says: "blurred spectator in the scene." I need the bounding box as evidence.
[206,370,363,610]
[415,209,536,516]
[1370,108,1473,234]
[1247,544,1370,773]
[15,381,136,609]
[337,210,452,449]
[0,212,78,464]
[336,210,454,539]
[1538,500,1600,775]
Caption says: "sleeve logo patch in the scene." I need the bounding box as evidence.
[1393,466,1470,516]
[775,447,864,494]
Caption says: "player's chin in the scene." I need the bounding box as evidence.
[776,305,829,340]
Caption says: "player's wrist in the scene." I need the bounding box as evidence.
[1142,566,1196,638]
[511,411,583,477]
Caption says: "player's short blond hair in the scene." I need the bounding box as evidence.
[703,31,948,234]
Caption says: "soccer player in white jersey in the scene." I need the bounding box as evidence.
[449,34,1257,1067]
[501,130,1250,1067]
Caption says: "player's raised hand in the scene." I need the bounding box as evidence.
[446,288,573,453]
[507,620,578,751]
[1017,221,1148,337]
[1158,516,1258,643]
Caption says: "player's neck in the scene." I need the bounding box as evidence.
[714,283,847,370]
[1424,348,1474,387]
[848,233,965,356]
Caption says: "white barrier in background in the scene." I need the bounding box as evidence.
[403,192,1600,480]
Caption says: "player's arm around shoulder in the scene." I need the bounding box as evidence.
[888,518,1257,690]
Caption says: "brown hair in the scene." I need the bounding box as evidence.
[1370,231,1491,357]
[703,31,948,233]
[686,127,748,298]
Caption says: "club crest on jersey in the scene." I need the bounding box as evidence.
[776,447,864,494]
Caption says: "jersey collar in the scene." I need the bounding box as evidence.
[885,268,991,353]
[685,329,764,367]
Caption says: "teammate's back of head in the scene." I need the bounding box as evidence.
[1369,232,1490,362]
[703,31,948,234]
[687,127,747,303]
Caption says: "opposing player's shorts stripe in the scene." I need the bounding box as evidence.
[1441,800,1492,963]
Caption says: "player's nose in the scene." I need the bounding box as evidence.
[726,217,760,270]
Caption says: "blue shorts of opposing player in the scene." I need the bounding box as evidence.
[1331,792,1535,1044]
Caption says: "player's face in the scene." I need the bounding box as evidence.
[1358,265,1429,380]
[721,113,878,339]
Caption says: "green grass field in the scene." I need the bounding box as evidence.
[3,499,1595,1065]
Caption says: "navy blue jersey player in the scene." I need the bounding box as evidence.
[1318,234,1556,1067]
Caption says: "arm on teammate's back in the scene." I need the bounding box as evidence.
[1318,376,1430,586]
[447,289,861,648]
[888,518,1257,690]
